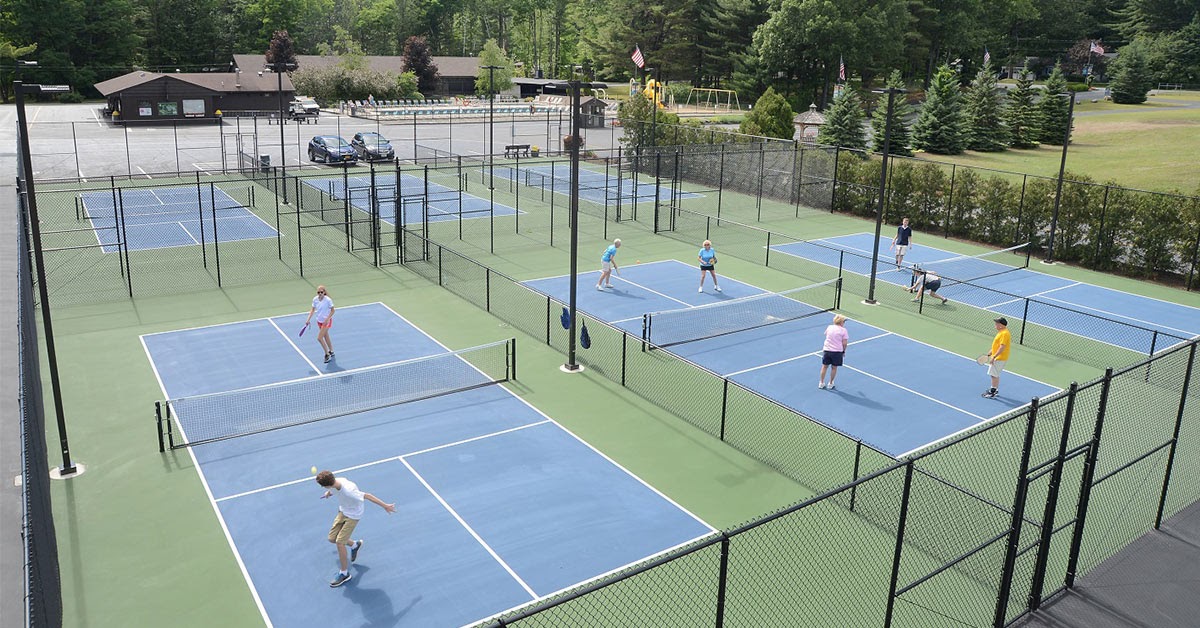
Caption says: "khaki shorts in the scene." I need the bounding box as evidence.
[896,245,910,256]
[328,511,360,545]
[601,260,613,272]
[988,360,1008,378]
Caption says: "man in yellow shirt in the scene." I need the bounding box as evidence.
[983,317,1012,398]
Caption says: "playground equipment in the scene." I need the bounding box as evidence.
[684,87,741,110]
[642,78,666,108]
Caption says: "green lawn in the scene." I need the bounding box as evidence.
[912,91,1200,194]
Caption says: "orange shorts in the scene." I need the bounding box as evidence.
[317,319,332,329]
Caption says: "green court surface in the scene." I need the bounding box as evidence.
[38,163,1200,626]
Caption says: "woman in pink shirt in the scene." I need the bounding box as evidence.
[819,314,849,390]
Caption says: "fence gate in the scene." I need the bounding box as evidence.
[221,132,258,174]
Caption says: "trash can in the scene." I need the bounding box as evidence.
[259,154,271,173]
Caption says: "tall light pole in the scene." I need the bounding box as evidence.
[268,60,297,202]
[1045,92,1075,264]
[482,64,501,182]
[866,87,903,305]
[15,61,78,476]
[645,67,658,151]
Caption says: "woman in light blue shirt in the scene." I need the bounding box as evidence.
[697,240,721,292]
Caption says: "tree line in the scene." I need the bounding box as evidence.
[1,0,1196,105]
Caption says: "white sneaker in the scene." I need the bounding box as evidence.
[715,286,722,292]
[698,287,704,293]
[818,382,826,389]
[596,285,603,291]
[828,383,836,390]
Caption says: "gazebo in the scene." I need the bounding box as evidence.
[793,103,825,139]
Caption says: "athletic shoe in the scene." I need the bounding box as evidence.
[982,389,998,398]
[715,286,721,292]
[324,352,331,363]
[818,382,826,389]
[350,540,362,562]
[941,298,948,304]
[329,351,335,358]
[330,572,352,587]
[911,298,920,303]
[699,287,704,293]
[828,383,836,390]
[596,285,603,291]
[605,284,614,288]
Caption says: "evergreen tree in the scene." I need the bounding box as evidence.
[401,35,439,95]
[964,62,1009,151]
[739,87,795,139]
[912,64,967,155]
[1038,64,1071,144]
[1003,65,1041,148]
[1109,38,1154,104]
[474,39,514,96]
[870,70,913,157]
[817,88,867,152]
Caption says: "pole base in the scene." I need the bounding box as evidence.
[862,299,880,306]
[559,363,586,373]
[1039,259,1057,266]
[50,462,86,480]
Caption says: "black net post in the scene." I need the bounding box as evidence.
[1029,384,1079,611]
[1065,368,1113,588]
[1155,342,1197,528]
[883,461,915,627]
[993,398,1040,627]
[714,536,731,627]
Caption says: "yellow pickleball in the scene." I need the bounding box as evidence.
[311,466,318,475]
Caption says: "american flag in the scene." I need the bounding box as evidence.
[1090,41,1104,55]
[983,48,991,66]
[838,56,845,82]
[632,45,645,69]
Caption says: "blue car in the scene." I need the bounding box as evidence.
[350,132,395,161]
[307,136,357,165]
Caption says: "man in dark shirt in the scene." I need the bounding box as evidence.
[890,217,913,268]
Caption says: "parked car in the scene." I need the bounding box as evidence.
[307,136,357,165]
[289,97,320,120]
[350,132,395,161]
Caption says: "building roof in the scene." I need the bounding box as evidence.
[232,54,480,78]
[793,103,825,125]
[95,70,293,96]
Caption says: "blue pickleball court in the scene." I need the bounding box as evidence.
[524,260,1058,457]
[772,233,1200,354]
[491,164,703,206]
[142,302,713,627]
[302,173,520,226]
[79,187,278,253]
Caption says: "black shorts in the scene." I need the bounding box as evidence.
[700,264,715,271]
[822,351,844,366]
[925,279,942,292]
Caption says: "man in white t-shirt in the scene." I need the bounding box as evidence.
[315,470,396,587]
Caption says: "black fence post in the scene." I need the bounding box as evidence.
[1187,220,1200,292]
[714,536,731,628]
[1015,174,1027,247]
[210,182,222,286]
[943,164,956,238]
[1093,186,1110,266]
[849,440,863,511]
[1155,342,1197,528]
[993,400,1040,627]
[883,462,915,627]
[1029,384,1079,611]
[830,147,840,212]
[1065,368,1113,588]
[717,143,726,220]
[719,379,730,440]
[1019,298,1031,345]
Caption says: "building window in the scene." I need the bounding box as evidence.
[158,101,179,116]
[138,101,152,117]
[182,99,205,117]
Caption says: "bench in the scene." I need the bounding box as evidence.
[504,144,531,158]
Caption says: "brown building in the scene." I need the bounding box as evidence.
[95,70,295,124]
[232,54,480,96]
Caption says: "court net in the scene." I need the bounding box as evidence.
[156,339,516,450]
[915,242,1031,285]
[643,278,841,349]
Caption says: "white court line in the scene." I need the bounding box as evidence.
[138,166,151,179]
[401,457,538,598]
[90,108,103,127]
[611,275,692,307]
[1040,294,1198,338]
[138,337,274,628]
[192,163,210,175]
[985,282,1082,310]
[266,317,321,372]
[527,259,679,282]
[177,221,201,245]
[843,365,989,422]
[141,302,383,337]
[724,332,893,378]
[215,420,550,502]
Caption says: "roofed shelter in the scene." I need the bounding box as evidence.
[232,54,481,96]
[95,71,294,124]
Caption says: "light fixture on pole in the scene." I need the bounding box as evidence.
[1044,92,1075,265]
[15,60,80,477]
[865,87,904,305]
